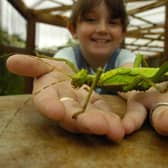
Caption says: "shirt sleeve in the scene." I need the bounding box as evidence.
[115,49,136,67]
[54,47,78,68]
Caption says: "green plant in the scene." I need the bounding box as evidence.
[0,27,25,47]
[0,53,24,95]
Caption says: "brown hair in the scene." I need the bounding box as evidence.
[69,0,128,31]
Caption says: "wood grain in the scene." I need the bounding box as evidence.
[0,94,167,168]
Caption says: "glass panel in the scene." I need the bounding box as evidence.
[23,0,74,9]
[36,23,72,54]
[0,0,26,48]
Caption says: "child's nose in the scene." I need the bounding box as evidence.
[96,21,108,33]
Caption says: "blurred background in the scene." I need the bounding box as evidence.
[0,0,168,95]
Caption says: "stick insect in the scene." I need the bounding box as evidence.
[36,53,168,119]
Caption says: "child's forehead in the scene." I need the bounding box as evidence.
[86,1,107,12]
[86,8,100,15]
[86,3,112,14]
[83,3,116,18]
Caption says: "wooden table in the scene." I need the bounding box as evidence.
[0,94,167,168]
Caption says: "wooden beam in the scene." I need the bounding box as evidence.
[126,0,147,2]
[128,0,167,15]
[7,0,29,19]
[127,24,164,35]
[33,13,68,27]
[0,44,33,54]
[34,5,72,14]
[130,14,156,26]
[126,44,163,50]
[127,31,164,40]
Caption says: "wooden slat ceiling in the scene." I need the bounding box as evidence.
[7,0,168,59]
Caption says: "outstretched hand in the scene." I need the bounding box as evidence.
[7,55,124,141]
[120,83,168,136]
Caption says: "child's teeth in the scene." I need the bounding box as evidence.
[97,40,106,43]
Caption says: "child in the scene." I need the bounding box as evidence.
[54,0,136,94]
[55,0,135,74]
[7,0,168,141]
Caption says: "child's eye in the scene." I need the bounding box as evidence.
[109,19,121,25]
[109,20,117,25]
[85,17,97,23]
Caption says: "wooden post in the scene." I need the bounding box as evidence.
[24,17,36,93]
[26,17,36,54]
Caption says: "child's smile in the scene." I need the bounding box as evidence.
[90,34,112,46]
[91,36,111,45]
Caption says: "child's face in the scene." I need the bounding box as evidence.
[70,2,126,66]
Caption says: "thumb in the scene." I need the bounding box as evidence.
[6,54,53,77]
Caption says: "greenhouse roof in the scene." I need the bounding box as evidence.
[4,0,168,58]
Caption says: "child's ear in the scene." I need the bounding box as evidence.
[67,22,78,39]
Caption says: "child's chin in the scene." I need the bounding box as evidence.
[91,50,110,56]
[91,52,111,60]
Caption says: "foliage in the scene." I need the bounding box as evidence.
[0,53,25,95]
[0,27,25,95]
[0,28,26,48]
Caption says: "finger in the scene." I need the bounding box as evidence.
[74,86,124,141]
[103,113,125,141]
[57,85,95,133]
[6,54,53,77]
[76,108,110,135]
[58,85,108,134]
[76,104,124,142]
[93,100,125,141]
[69,84,109,133]
[151,106,168,136]
[75,84,101,106]
[122,100,147,135]
[118,90,140,100]
[58,98,84,133]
